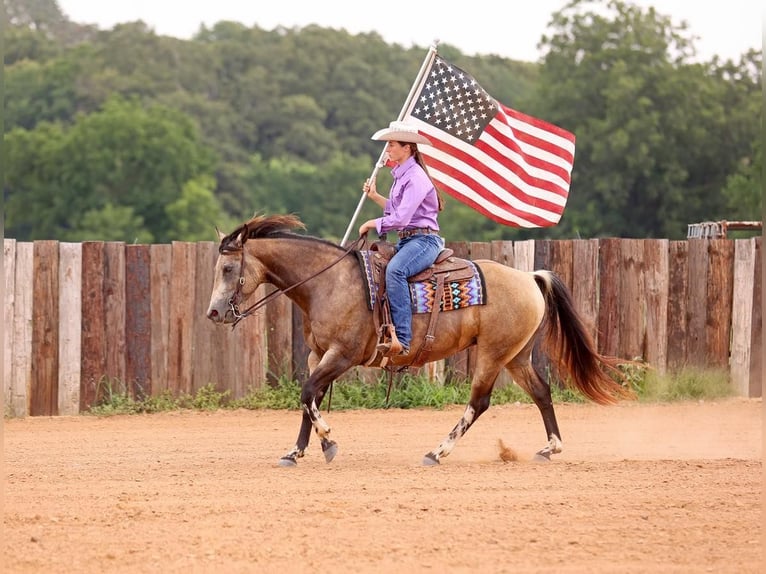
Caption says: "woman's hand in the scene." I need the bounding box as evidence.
[362,178,386,208]
[362,178,377,198]
[358,219,377,237]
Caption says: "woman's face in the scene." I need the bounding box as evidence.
[385,141,411,164]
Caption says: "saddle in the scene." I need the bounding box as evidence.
[367,239,474,367]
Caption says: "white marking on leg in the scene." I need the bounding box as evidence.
[283,445,305,460]
[429,405,476,460]
[538,433,563,457]
[305,400,331,440]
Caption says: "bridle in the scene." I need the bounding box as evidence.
[225,235,366,329]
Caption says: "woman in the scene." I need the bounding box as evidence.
[358,120,445,357]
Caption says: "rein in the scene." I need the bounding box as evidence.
[227,235,366,329]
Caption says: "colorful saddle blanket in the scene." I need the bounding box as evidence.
[356,250,487,314]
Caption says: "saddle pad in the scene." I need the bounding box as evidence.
[355,250,487,314]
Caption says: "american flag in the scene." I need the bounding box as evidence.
[403,55,575,228]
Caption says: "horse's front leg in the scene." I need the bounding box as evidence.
[279,410,314,467]
[279,350,323,467]
[278,394,337,466]
[278,350,350,466]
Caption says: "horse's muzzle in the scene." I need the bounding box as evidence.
[206,307,234,324]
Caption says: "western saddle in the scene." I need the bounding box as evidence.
[367,240,475,367]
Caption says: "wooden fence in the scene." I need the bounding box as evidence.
[3,236,762,417]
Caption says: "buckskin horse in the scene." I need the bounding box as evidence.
[206,214,632,466]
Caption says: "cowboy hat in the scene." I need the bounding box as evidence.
[371,120,432,145]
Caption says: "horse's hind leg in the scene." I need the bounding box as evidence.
[423,357,500,465]
[507,357,563,461]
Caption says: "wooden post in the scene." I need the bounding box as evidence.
[597,238,621,358]
[31,241,59,416]
[469,241,492,261]
[706,239,734,369]
[730,238,756,395]
[748,237,762,397]
[150,244,172,396]
[512,240,535,272]
[12,242,33,417]
[550,239,573,292]
[686,239,708,367]
[80,242,106,411]
[58,243,82,415]
[666,241,689,369]
[490,240,514,268]
[126,245,152,399]
[618,239,644,361]
[192,242,218,394]
[643,239,669,374]
[167,242,196,396]
[571,239,599,344]
[4,239,17,415]
[104,242,127,389]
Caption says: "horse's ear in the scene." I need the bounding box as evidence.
[215,227,226,242]
[236,224,249,247]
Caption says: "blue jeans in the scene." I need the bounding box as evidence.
[386,233,445,349]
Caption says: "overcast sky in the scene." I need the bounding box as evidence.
[56,0,762,63]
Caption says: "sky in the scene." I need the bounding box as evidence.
[56,0,763,63]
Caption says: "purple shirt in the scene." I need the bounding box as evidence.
[375,157,440,235]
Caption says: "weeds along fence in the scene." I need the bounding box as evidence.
[3,236,762,417]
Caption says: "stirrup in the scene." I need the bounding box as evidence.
[377,325,403,357]
[376,339,403,357]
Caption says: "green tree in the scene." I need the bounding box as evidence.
[165,176,235,241]
[239,152,374,241]
[4,56,81,128]
[4,25,59,65]
[533,0,761,238]
[5,95,216,241]
[722,137,762,219]
[62,203,154,243]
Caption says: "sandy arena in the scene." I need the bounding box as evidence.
[3,398,763,573]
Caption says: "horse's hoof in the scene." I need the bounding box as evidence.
[422,453,440,466]
[533,451,552,463]
[322,440,338,463]
[278,457,298,467]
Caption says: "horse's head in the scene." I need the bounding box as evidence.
[206,214,305,324]
[206,225,268,324]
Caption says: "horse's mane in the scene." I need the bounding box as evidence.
[218,213,344,253]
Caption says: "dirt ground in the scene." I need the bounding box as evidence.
[3,398,763,574]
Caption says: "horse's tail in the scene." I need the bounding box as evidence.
[533,270,635,405]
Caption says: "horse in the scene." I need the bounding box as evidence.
[206,214,633,466]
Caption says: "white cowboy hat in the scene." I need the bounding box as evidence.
[371,120,432,145]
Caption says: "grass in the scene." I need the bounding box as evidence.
[635,367,734,402]
[82,362,739,417]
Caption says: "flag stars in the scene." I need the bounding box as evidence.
[411,56,498,143]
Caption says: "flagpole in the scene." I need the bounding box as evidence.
[339,40,440,246]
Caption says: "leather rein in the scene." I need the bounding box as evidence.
[226,235,366,329]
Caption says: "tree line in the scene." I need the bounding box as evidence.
[3,0,761,243]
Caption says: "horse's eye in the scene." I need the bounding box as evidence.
[223,263,234,275]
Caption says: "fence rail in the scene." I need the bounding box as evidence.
[3,236,762,417]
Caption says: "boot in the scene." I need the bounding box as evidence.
[376,325,404,357]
